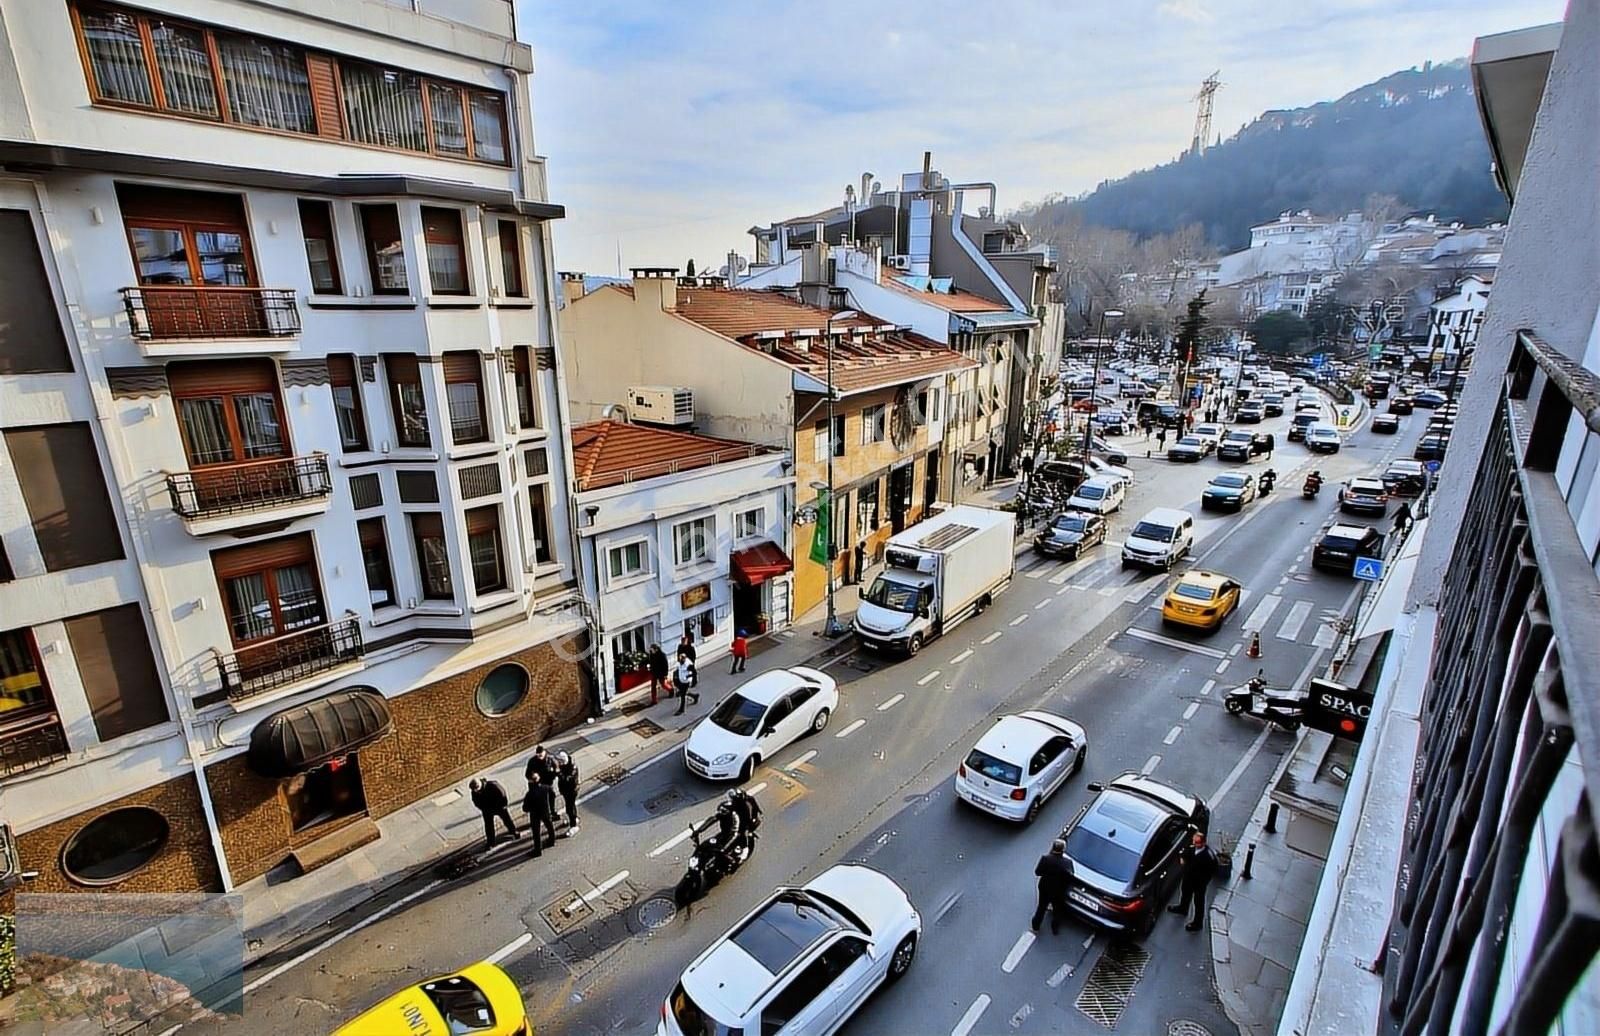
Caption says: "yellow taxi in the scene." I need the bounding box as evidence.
[333,961,530,1036]
[1161,571,1243,632]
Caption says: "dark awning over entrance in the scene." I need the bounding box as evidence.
[731,541,793,587]
[247,688,393,779]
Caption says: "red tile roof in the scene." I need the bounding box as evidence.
[571,421,773,491]
[880,269,1013,312]
[674,288,877,338]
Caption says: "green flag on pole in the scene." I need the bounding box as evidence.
[809,489,831,565]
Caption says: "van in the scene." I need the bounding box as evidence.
[1121,507,1195,571]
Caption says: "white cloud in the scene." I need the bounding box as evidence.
[1158,0,1215,23]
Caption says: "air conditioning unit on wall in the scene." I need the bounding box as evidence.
[887,254,912,271]
[628,386,694,426]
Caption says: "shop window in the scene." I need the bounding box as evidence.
[466,506,505,594]
[359,204,408,294]
[298,199,342,295]
[5,423,125,572]
[410,513,452,600]
[383,353,429,447]
[284,755,366,832]
[499,221,526,297]
[61,807,169,886]
[358,518,394,608]
[474,663,527,717]
[858,480,880,530]
[443,352,487,444]
[328,354,367,452]
[421,207,468,295]
[684,612,715,640]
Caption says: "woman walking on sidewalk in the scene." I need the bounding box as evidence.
[556,751,579,836]
[730,630,749,674]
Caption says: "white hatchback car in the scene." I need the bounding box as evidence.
[956,711,1088,823]
[684,668,838,781]
[1065,475,1125,515]
[659,865,921,1036]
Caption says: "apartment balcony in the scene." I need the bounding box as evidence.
[217,617,365,704]
[167,454,332,536]
[0,712,70,778]
[121,286,301,357]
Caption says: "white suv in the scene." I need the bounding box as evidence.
[659,866,921,1036]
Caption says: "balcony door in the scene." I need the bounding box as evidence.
[170,359,290,512]
[212,534,331,688]
[117,183,261,338]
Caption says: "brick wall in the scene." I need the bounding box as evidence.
[207,632,591,883]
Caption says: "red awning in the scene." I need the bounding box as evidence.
[731,541,793,587]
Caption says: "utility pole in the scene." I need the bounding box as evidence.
[819,310,858,638]
[1085,308,1123,455]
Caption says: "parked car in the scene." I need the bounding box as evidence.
[658,866,920,1036]
[1066,475,1126,515]
[684,667,839,781]
[1057,772,1211,937]
[1235,402,1266,423]
[1312,524,1386,576]
[1091,409,1130,435]
[1305,424,1342,453]
[1388,396,1415,415]
[955,711,1088,823]
[1382,460,1428,497]
[1202,472,1257,512]
[1414,435,1450,461]
[1167,436,1206,462]
[1413,390,1449,408]
[1161,570,1243,632]
[1287,413,1317,442]
[1034,511,1108,560]
[1371,413,1400,434]
[1085,456,1134,487]
[1339,477,1390,516]
[335,963,527,1036]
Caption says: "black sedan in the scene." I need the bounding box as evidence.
[1034,511,1108,560]
[1166,436,1206,462]
[1388,396,1415,415]
[1413,390,1449,408]
[1202,472,1257,512]
[1058,772,1211,938]
[1382,461,1427,497]
[1414,435,1450,461]
[1312,523,1386,576]
[1371,413,1400,434]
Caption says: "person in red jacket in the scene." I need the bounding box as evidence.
[730,630,749,674]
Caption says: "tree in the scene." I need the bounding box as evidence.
[1251,310,1313,354]
[685,258,697,278]
[1304,292,1355,345]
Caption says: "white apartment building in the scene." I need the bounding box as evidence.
[0,0,588,897]
[1425,273,1492,362]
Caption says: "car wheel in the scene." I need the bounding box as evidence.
[1024,795,1043,824]
[810,708,831,735]
[888,933,918,980]
[975,595,992,615]
[738,756,758,782]
[907,634,924,657]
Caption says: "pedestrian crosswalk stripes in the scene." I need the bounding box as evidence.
[1242,594,1283,632]
[1276,600,1313,641]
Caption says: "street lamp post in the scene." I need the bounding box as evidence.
[819,310,858,638]
[1084,309,1123,455]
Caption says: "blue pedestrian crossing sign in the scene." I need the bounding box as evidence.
[1353,556,1384,582]
[1424,460,1441,474]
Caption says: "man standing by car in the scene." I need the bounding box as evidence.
[1169,830,1219,931]
[1031,839,1075,935]
[1393,499,1414,541]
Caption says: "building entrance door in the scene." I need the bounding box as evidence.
[889,464,913,533]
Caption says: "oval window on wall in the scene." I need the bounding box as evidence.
[61,807,170,886]
[475,664,529,717]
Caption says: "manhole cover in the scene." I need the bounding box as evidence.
[1168,1021,1213,1036]
[628,717,665,739]
[642,788,687,815]
[638,897,677,930]
[595,764,628,785]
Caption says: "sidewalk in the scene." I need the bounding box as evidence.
[238,602,860,963]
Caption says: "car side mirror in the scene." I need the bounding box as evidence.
[1086,781,1105,793]
[761,724,777,737]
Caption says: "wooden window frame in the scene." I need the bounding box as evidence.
[210,534,325,648]
[358,203,409,296]
[409,512,453,601]
[328,354,367,453]
[498,220,525,297]
[123,214,258,289]
[297,199,342,295]
[420,206,469,296]
[465,505,506,595]
[168,359,290,468]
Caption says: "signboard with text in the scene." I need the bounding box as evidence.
[1303,677,1374,742]
[680,583,711,610]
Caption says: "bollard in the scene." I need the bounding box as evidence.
[1265,802,1280,835]
[1241,842,1256,880]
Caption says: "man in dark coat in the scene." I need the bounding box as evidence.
[525,744,556,786]
[1169,830,1220,930]
[523,773,558,855]
[469,777,519,850]
[648,645,670,704]
[1032,839,1075,934]
[556,751,579,835]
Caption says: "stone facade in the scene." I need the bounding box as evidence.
[207,633,592,884]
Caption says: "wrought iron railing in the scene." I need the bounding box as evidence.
[1382,330,1600,1035]
[121,285,301,340]
[167,453,331,519]
[0,712,70,777]
[217,616,364,702]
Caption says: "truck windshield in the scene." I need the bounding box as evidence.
[863,577,921,614]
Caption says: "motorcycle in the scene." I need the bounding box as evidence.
[674,818,756,905]
[1302,476,1323,500]
[1259,470,1277,495]
[1223,677,1307,730]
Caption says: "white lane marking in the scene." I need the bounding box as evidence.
[1200,679,1216,696]
[748,781,768,795]
[1164,725,1183,745]
[1010,613,1031,626]
[1210,725,1273,808]
[1025,565,1051,579]
[242,878,444,994]
[1047,961,1075,987]
[878,693,906,711]
[1276,600,1313,641]
[1002,931,1036,973]
[1228,643,1243,657]
[155,1027,183,1036]
[1056,586,1071,596]
[786,750,818,771]
[951,649,975,663]
[1313,622,1338,649]
[1036,597,1053,608]
[981,631,1004,645]
[576,741,680,804]
[564,870,630,915]
[1238,588,1255,608]
[1183,702,1200,720]
[951,994,992,1036]
[918,670,942,686]
[1142,754,1161,775]
[648,827,693,858]
[484,931,533,965]
[1122,627,1228,659]
[1215,658,1231,675]
[1049,569,1074,585]
[835,719,867,738]
[1097,585,1119,597]
[1082,933,1096,949]
[1242,594,1283,632]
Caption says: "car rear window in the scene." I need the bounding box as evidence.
[965,748,1022,785]
[1172,583,1216,602]
[421,976,494,1034]
[1322,534,1363,549]
[1064,827,1141,884]
[671,982,740,1036]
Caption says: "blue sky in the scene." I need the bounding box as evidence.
[520,0,1564,275]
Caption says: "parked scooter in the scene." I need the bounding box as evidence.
[674,810,756,905]
[1223,672,1307,730]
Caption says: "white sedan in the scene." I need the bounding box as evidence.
[1086,456,1134,487]
[956,711,1088,823]
[684,667,838,781]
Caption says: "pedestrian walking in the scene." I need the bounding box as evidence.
[1141,416,1153,440]
[555,751,579,835]
[1168,830,1220,931]
[730,629,749,674]
[1392,499,1414,541]
[469,777,519,850]
[1156,427,1168,451]
[647,644,670,705]
[1032,839,1075,934]
[524,744,556,786]
[522,773,558,855]
[673,655,701,715]
[677,632,699,688]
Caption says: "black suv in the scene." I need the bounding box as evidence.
[1312,523,1385,576]
[1286,413,1318,442]
[1217,430,1271,461]
[1058,772,1210,937]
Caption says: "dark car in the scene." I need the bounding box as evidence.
[1413,390,1448,408]
[1034,511,1107,560]
[1388,396,1415,415]
[1414,435,1450,461]
[1058,772,1210,937]
[1286,413,1317,442]
[1371,413,1400,434]
[1034,460,1088,496]
[1382,461,1427,497]
[1202,472,1256,512]
[1312,523,1386,575]
[1217,430,1271,461]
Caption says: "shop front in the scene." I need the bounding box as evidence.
[731,541,793,636]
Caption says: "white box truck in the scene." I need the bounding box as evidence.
[853,505,1015,657]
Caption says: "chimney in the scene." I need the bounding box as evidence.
[558,271,586,306]
[726,250,741,287]
[921,151,933,191]
[630,267,678,312]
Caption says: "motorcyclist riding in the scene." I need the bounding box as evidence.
[1303,469,1324,497]
[1260,468,1277,493]
[728,788,763,834]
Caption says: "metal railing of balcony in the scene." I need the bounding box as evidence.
[1382,330,1600,1036]
[574,444,776,490]
[167,453,332,520]
[0,712,70,778]
[217,616,364,702]
[121,285,301,341]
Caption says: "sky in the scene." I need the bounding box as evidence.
[520,0,1564,277]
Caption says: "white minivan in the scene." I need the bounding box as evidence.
[1121,507,1195,571]
[1065,475,1125,515]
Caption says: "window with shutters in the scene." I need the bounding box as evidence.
[65,604,168,741]
[5,423,125,572]
[523,448,548,478]
[466,506,505,594]
[383,353,429,447]
[328,354,366,451]
[409,513,452,600]
[443,351,487,444]
[168,359,288,467]
[350,473,382,510]
[211,534,325,647]
[357,518,394,608]
[0,210,72,374]
[512,347,539,429]
[359,205,408,295]
[499,221,525,297]
[297,200,341,295]
[120,184,255,291]
[421,207,468,296]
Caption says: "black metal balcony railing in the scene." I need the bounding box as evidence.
[121,285,301,341]
[1382,330,1600,1036]
[0,712,70,778]
[218,617,364,702]
[168,453,332,520]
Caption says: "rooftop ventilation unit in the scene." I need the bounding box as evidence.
[628,386,694,427]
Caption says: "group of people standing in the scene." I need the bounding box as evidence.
[467,743,581,857]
